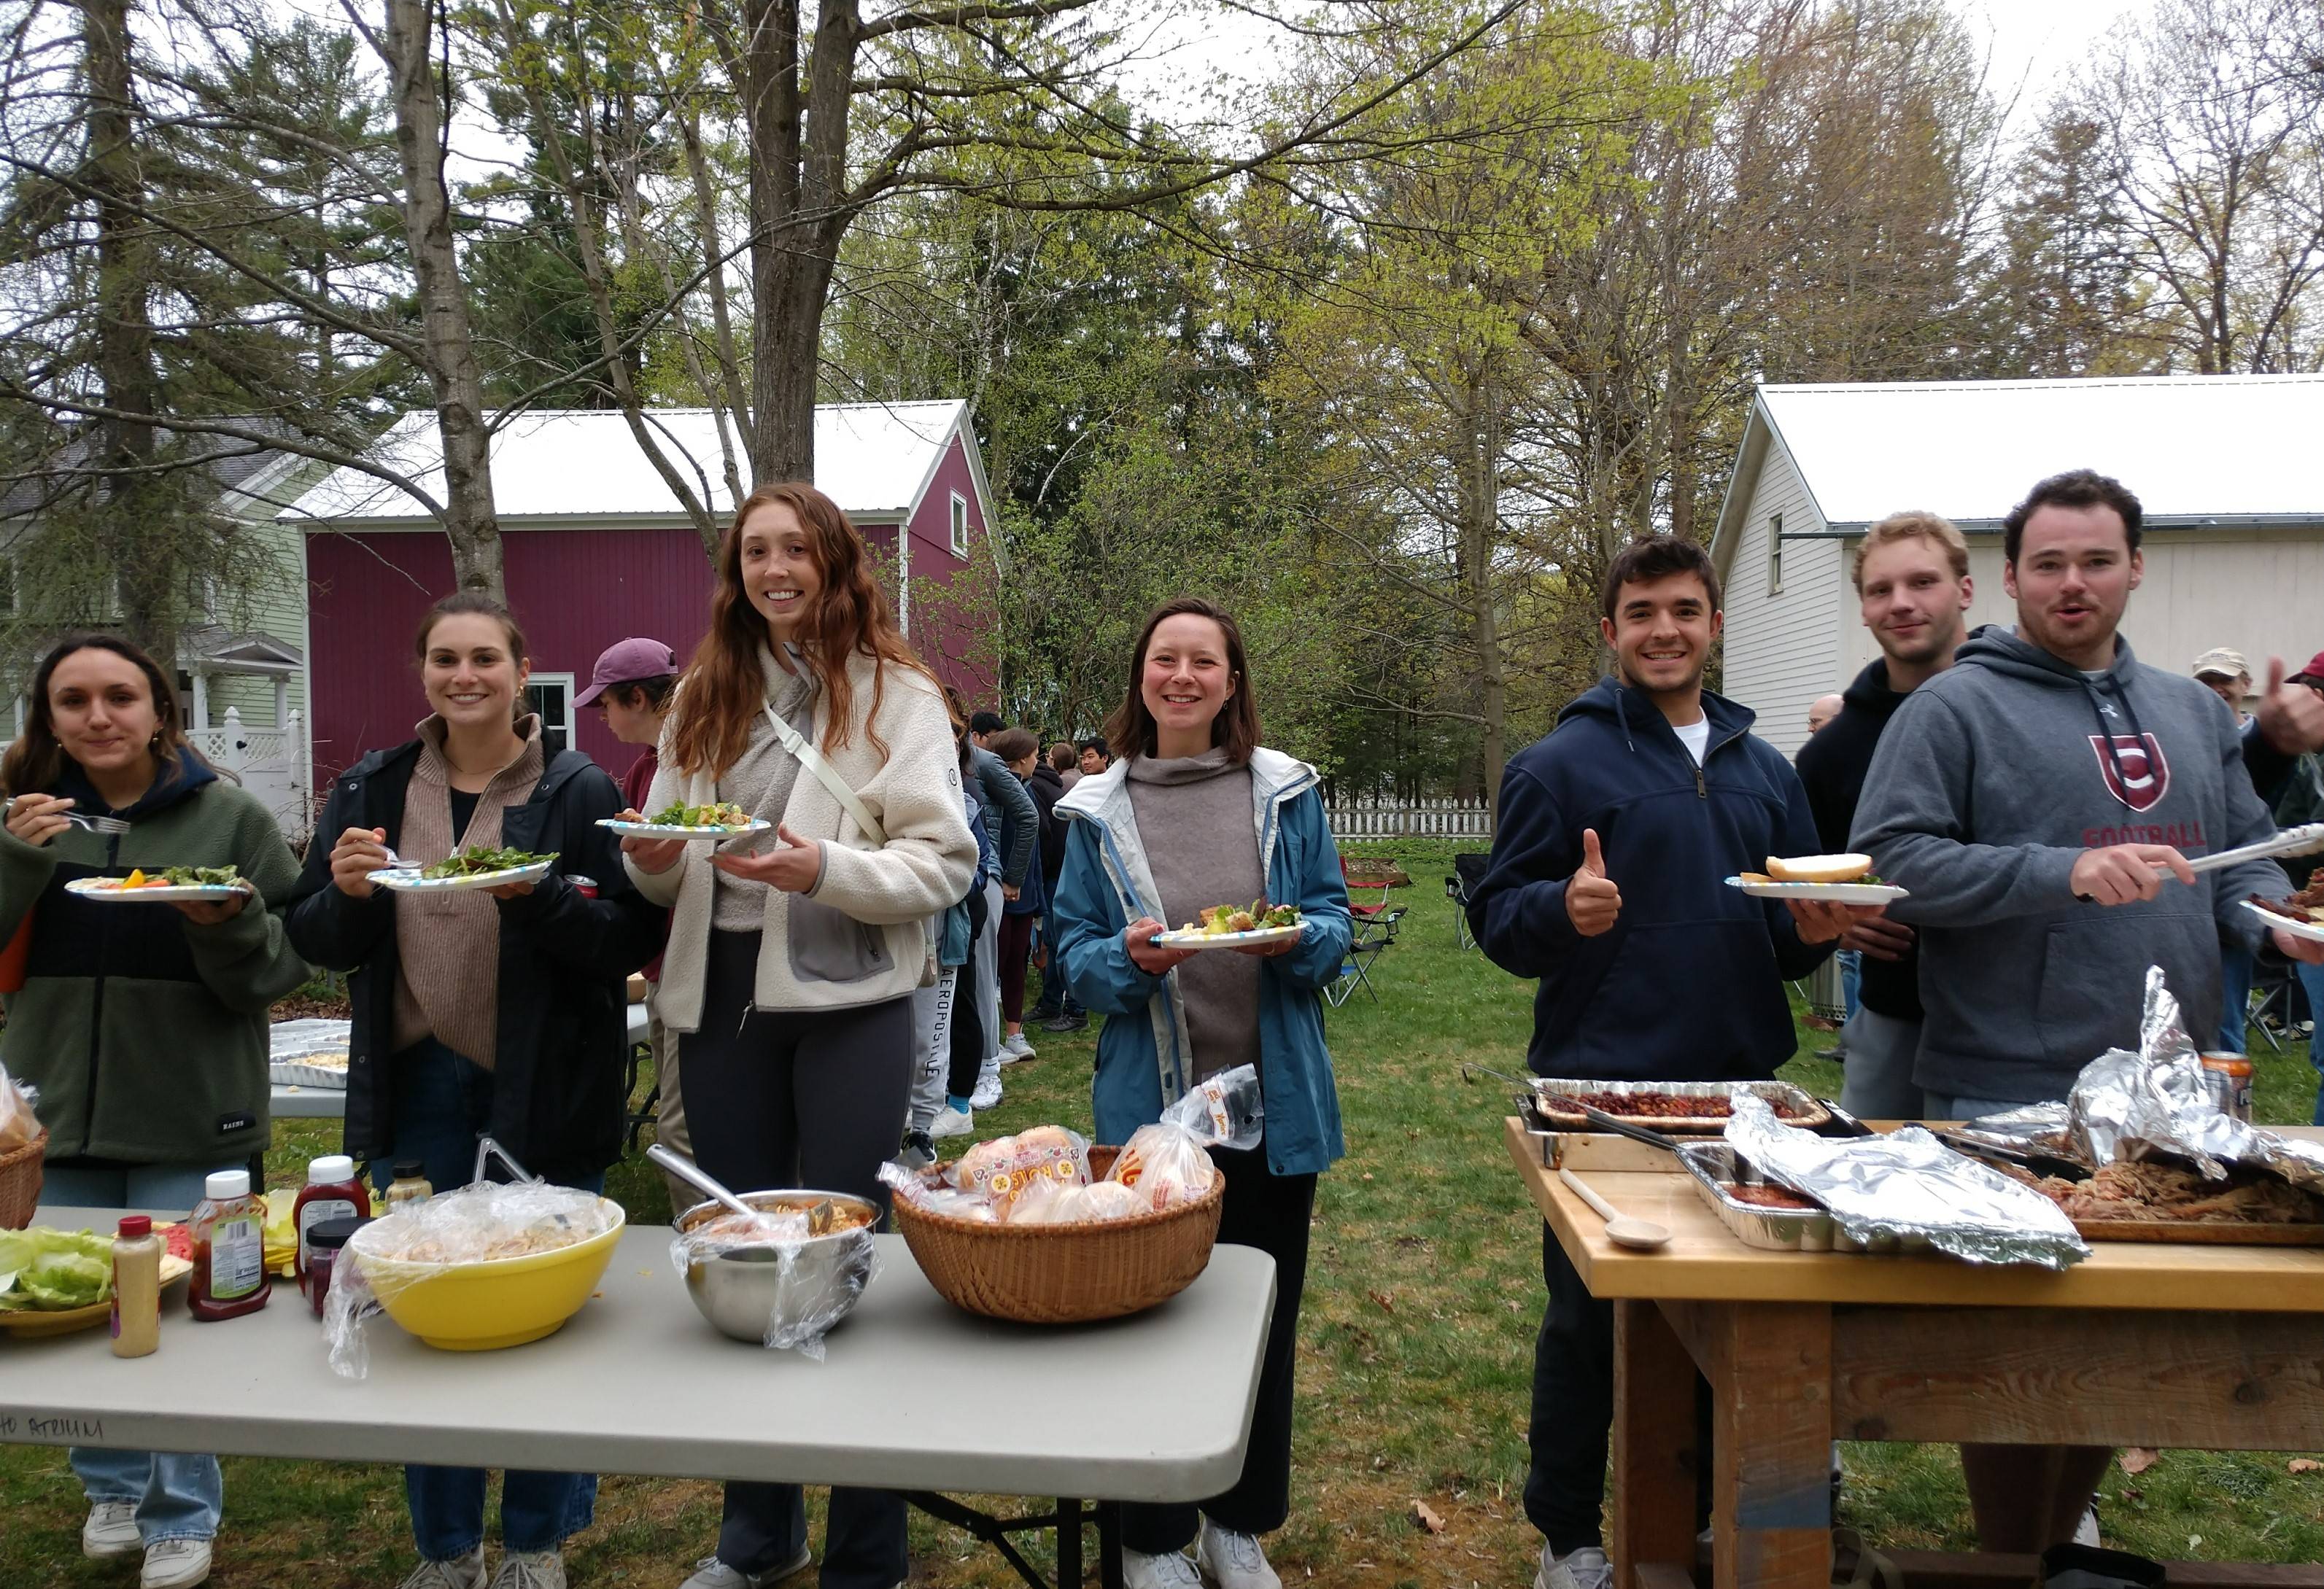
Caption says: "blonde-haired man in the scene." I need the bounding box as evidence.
[1791,510,1973,1118]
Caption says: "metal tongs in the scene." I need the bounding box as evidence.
[2164,822,2324,879]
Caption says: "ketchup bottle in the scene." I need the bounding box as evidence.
[294,1153,366,1284]
[188,1169,271,1321]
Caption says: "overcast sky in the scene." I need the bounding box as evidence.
[1104,0,2159,135]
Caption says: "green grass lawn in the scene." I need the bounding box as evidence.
[5,836,2323,1585]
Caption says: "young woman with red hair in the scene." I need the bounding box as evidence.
[621,482,975,1589]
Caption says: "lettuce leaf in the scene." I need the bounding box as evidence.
[0,1227,113,1310]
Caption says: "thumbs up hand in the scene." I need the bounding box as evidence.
[2258,656,2324,755]
[1565,828,1623,936]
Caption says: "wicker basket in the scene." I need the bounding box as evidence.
[0,1128,45,1231]
[892,1144,1225,1324]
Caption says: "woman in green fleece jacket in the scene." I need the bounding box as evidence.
[0,632,309,1589]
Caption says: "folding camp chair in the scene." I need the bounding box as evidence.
[1447,852,1490,951]
[1342,855,1395,928]
[1327,905,1406,1006]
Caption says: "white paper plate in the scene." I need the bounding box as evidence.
[1151,922,1304,950]
[598,817,771,840]
[66,878,251,903]
[1727,877,1908,904]
[2245,899,2324,943]
[369,859,556,893]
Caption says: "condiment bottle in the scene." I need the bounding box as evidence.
[381,1159,434,1211]
[2200,1052,2255,1122]
[304,1215,368,1320]
[109,1215,161,1358]
[295,1154,366,1281]
[187,1169,271,1321]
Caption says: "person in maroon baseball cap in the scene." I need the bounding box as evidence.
[578,637,679,812]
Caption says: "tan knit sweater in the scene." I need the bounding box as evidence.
[390,716,546,1065]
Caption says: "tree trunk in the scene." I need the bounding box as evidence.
[83,0,173,666]
[382,0,503,598]
[740,0,856,485]
[1459,371,1508,807]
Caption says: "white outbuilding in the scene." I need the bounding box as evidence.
[1710,373,2324,759]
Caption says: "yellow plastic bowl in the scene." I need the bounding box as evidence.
[352,1200,626,1351]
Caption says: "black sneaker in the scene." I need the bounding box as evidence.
[896,1130,937,1170]
[1040,1013,1088,1033]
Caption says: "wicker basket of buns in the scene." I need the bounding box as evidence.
[0,1128,45,1231]
[891,1132,1225,1324]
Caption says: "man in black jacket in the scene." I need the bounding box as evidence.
[1793,511,1973,1119]
[1023,745,1084,1030]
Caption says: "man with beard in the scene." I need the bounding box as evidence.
[1854,468,2324,1550]
[1469,535,1861,1589]
[1793,511,1975,1119]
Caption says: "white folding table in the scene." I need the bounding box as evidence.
[0,1219,1276,1589]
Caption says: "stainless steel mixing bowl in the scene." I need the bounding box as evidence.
[675,1190,879,1345]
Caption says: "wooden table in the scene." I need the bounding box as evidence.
[1505,1118,2324,1589]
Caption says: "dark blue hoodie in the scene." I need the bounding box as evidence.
[1468,678,1832,1081]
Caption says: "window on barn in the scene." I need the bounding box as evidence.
[525,673,576,755]
[1767,513,1783,595]
[950,492,969,557]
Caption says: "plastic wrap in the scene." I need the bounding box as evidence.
[669,1200,878,1359]
[1162,1064,1264,1151]
[1725,1095,2089,1269]
[0,1060,39,1154]
[2061,965,2324,1194]
[1005,1178,1150,1225]
[878,1162,999,1222]
[324,1182,615,1378]
[954,1126,1091,1213]
[1105,1122,1219,1211]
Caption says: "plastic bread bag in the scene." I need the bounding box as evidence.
[668,1201,880,1361]
[954,1125,1091,1214]
[875,1160,997,1222]
[324,1181,615,1379]
[1161,1064,1263,1151]
[0,1060,38,1154]
[1106,1121,1219,1211]
[1007,1178,1150,1224]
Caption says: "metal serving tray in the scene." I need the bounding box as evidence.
[1676,1141,1927,1256]
[1527,1077,1832,1134]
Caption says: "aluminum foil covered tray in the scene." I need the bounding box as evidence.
[1527,1077,1831,1134]
[1676,1142,1925,1254]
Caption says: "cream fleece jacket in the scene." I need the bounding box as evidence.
[626,647,977,1029]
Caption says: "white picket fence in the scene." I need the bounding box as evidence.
[187,707,311,842]
[1325,794,1493,840]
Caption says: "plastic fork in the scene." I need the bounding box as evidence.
[3,797,128,836]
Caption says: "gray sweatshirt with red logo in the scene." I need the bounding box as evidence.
[1851,624,2285,1105]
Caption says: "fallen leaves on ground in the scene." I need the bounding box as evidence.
[1413,1501,1446,1534]
[2120,1448,2161,1475]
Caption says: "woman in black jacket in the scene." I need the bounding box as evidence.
[285,592,663,1589]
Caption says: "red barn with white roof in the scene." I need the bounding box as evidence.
[284,402,995,782]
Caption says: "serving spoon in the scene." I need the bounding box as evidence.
[647,1144,758,1220]
[1558,1167,1670,1251]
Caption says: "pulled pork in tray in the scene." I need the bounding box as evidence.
[1721,1183,1819,1211]
[1544,1089,1808,1122]
[1996,1159,2323,1225]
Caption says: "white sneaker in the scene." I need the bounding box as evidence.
[930,1106,975,1140]
[399,1548,487,1589]
[141,1539,213,1589]
[1535,1545,1611,1589]
[1196,1518,1282,1589]
[2075,1504,2101,1547]
[83,1500,141,1559]
[489,1549,565,1589]
[680,1546,813,1588]
[1000,1032,1036,1062]
[1123,1547,1204,1589]
[970,1059,1003,1110]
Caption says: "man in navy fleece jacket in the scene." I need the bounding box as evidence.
[1468,535,1859,1589]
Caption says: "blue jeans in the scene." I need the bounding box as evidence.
[384,1040,602,1559]
[2300,962,2324,1127]
[44,1158,239,1545]
[2219,943,2255,1054]
[1837,949,1862,1025]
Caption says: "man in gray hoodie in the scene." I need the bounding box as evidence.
[1851,467,2324,1550]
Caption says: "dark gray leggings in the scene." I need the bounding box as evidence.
[679,928,913,1588]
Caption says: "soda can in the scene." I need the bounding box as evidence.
[566,874,599,900]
